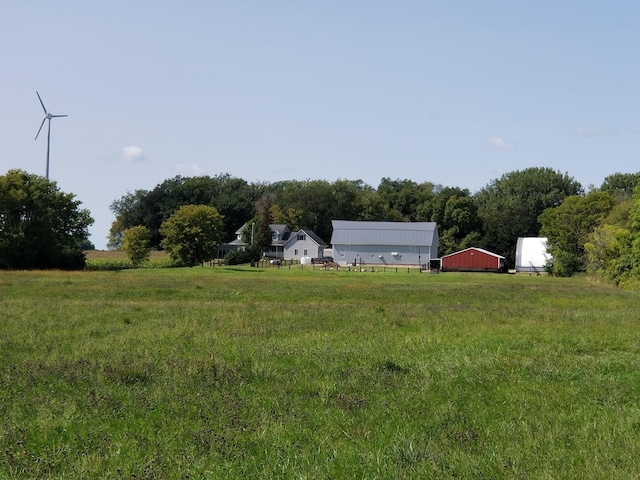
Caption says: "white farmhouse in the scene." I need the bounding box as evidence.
[283,229,328,261]
[225,223,328,261]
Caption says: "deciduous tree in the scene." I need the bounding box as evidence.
[110,174,257,249]
[159,205,224,266]
[0,169,93,269]
[539,191,616,275]
[253,195,275,257]
[600,172,640,200]
[122,225,151,267]
[475,167,582,265]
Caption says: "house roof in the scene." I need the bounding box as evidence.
[331,220,438,246]
[285,229,328,248]
[270,224,288,234]
[303,229,328,247]
[441,247,504,260]
[229,222,291,246]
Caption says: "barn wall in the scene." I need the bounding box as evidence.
[441,249,503,272]
[333,244,432,266]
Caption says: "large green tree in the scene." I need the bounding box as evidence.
[600,172,640,200]
[253,195,275,257]
[475,167,582,265]
[585,185,640,287]
[122,225,151,268]
[539,191,616,276]
[375,178,435,221]
[0,169,93,269]
[107,189,147,249]
[416,186,480,255]
[272,180,334,241]
[159,205,224,266]
[110,174,258,249]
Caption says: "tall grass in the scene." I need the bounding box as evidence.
[1,268,639,478]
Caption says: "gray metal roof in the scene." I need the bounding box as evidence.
[331,220,438,246]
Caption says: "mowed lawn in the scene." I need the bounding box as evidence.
[1,267,639,479]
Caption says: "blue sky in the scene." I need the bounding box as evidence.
[2,2,639,249]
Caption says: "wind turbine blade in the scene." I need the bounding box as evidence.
[36,91,47,114]
[35,118,47,140]
[51,114,68,118]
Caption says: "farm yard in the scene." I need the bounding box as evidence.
[1,266,639,478]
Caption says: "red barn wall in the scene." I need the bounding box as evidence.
[441,249,500,271]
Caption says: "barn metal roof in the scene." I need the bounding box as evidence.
[331,220,438,246]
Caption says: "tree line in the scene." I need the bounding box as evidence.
[3,167,639,286]
[107,167,640,279]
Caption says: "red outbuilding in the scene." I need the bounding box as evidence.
[440,247,505,273]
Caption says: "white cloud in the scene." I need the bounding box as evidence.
[122,145,145,162]
[573,127,605,138]
[174,163,204,176]
[489,137,514,151]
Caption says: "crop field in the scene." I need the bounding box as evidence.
[1,267,639,478]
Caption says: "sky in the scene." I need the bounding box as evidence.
[2,1,639,249]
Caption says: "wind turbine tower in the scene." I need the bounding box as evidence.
[35,91,68,180]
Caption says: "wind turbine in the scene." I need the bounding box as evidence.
[35,91,68,180]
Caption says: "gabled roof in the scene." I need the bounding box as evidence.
[441,247,504,259]
[229,222,291,246]
[270,224,289,234]
[331,220,438,246]
[303,229,328,247]
[285,229,328,248]
[234,223,290,235]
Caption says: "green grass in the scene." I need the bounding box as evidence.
[1,267,639,478]
[84,249,174,270]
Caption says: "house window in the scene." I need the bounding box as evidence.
[304,250,308,256]
[294,249,298,255]
[298,234,306,241]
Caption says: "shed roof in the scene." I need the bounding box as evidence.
[331,220,437,246]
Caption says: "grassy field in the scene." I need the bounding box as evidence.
[1,267,639,478]
[84,250,174,270]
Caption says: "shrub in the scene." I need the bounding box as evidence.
[225,247,260,266]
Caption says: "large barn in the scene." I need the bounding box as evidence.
[440,247,505,273]
[330,220,438,266]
